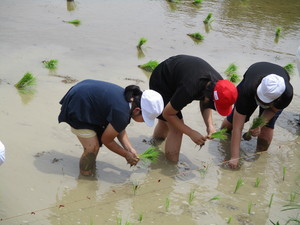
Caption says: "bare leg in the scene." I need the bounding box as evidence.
[221,118,233,132]
[151,120,168,146]
[77,136,100,176]
[257,126,273,152]
[164,121,183,162]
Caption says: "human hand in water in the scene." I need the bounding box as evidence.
[125,151,140,166]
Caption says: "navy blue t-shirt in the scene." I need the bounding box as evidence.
[149,55,223,115]
[58,80,131,134]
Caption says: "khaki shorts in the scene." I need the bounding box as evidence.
[71,127,97,138]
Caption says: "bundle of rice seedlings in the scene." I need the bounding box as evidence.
[225,63,238,76]
[138,60,159,72]
[43,59,58,70]
[275,27,281,37]
[187,32,204,41]
[233,177,244,193]
[211,128,228,140]
[64,19,81,26]
[139,146,160,163]
[15,72,36,90]
[243,116,268,141]
[284,63,295,75]
[228,74,240,83]
[203,13,213,24]
[137,37,147,49]
[193,0,203,5]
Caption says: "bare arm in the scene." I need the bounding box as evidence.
[200,100,216,137]
[229,109,246,169]
[117,130,138,157]
[101,124,139,166]
[163,102,206,146]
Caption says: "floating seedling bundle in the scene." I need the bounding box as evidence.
[137,37,147,49]
[15,72,36,91]
[203,13,213,24]
[138,60,159,72]
[187,32,204,41]
[43,59,58,70]
[243,116,268,141]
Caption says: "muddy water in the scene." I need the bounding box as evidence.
[0,0,300,224]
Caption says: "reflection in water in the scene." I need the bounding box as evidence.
[17,89,36,105]
[66,0,76,12]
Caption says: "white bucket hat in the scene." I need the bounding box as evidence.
[0,140,5,166]
[256,74,286,103]
[141,90,164,127]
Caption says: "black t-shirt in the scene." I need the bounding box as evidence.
[149,55,223,111]
[236,62,293,115]
[58,79,131,133]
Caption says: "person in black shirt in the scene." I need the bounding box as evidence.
[221,62,294,169]
[59,80,164,176]
[149,55,238,162]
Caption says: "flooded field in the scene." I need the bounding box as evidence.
[0,0,299,224]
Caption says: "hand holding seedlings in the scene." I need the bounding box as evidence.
[125,151,140,166]
[243,116,267,141]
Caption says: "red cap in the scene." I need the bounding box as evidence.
[213,80,238,116]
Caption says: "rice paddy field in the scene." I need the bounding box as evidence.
[0,0,300,224]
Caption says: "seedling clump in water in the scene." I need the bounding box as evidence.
[193,0,203,5]
[243,116,268,141]
[228,73,240,83]
[254,177,261,187]
[269,193,274,208]
[209,195,220,201]
[137,37,147,49]
[233,177,244,193]
[224,63,238,76]
[284,63,295,75]
[187,32,204,41]
[188,190,196,205]
[211,128,228,140]
[165,197,170,211]
[43,59,58,70]
[139,146,160,163]
[64,19,81,26]
[138,60,159,72]
[275,27,281,37]
[203,13,213,24]
[15,72,36,90]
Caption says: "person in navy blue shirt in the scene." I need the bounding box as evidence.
[221,62,293,169]
[59,80,164,176]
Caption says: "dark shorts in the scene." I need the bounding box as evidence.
[226,107,282,129]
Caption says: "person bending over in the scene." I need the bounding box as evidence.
[149,55,238,162]
[221,62,293,169]
[58,79,164,176]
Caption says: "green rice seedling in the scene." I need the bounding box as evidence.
[283,167,286,181]
[225,63,238,76]
[138,60,159,72]
[254,177,261,187]
[43,59,58,70]
[270,220,280,225]
[233,177,244,193]
[248,201,252,214]
[282,203,300,211]
[209,195,220,201]
[269,193,274,208]
[193,0,203,4]
[228,73,240,83]
[188,190,196,205]
[187,32,204,41]
[132,181,140,196]
[138,212,143,222]
[211,128,228,140]
[243,116,268,141]
[139,146,160,163]
[64,19,81,25]
[165,197,170,211]
[116,215,122,225]
[226,216,232,224]
[137,37,147,49]
[125,221,132,225]
[275,27,281,37]
[203,13,213,24]
[284,63,295,75]
[289,192,297,203]
[15,72,36,90]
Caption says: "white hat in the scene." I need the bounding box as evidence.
[257,74,286,103]
[0,140,5,166]
[141,90,164,127]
